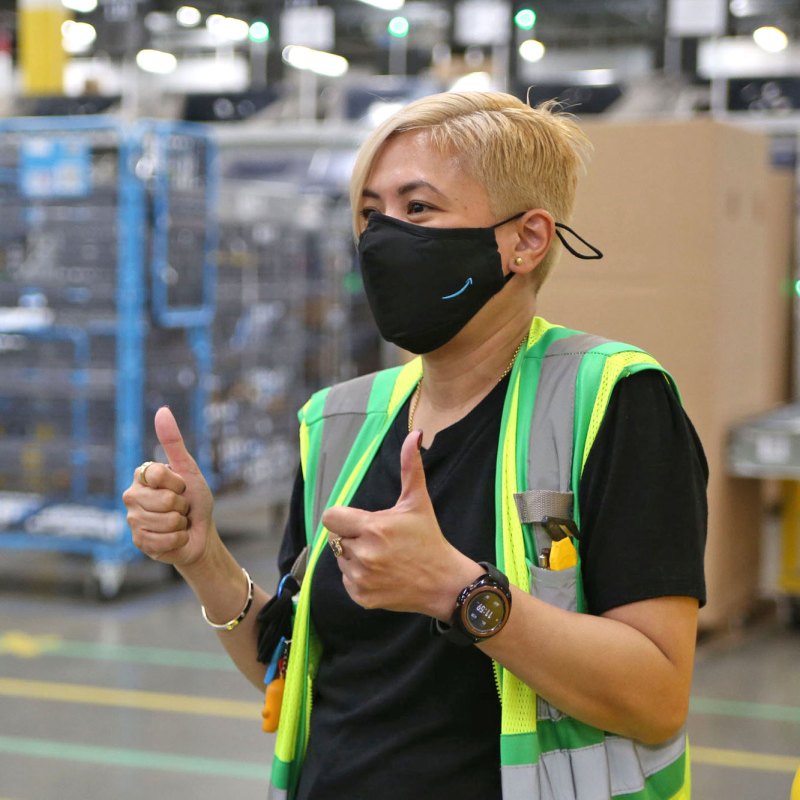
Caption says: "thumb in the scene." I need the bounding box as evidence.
[397,430,428,507]
[154,406,200,477]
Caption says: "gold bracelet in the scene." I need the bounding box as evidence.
[201,567,254,631]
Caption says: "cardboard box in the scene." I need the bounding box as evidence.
[539,119,793,630]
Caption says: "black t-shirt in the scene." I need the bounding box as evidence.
[274,370,708,800]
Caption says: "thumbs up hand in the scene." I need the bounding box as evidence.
[322,431,483,620]
[123,407,215,567]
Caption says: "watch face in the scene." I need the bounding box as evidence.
[466,589,506,635]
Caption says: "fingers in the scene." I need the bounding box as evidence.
[133,528,190,561]
[321,505,373,540]
[124,482,189,512]
[135,463,186,495]
[131,508,189,534]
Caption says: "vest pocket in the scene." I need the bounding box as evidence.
[529,563,578,613]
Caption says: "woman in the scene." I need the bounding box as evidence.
[124,91,707,800]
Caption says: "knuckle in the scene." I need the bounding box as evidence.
[175,528,190,547]
[165,511,186,530]
[158,491,177,512]
[358,593,378,610]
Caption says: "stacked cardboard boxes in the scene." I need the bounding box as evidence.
[540,119,794,630]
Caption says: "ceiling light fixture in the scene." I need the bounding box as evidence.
[61,0,98,13]
[136,49,178,74]
[753,26,789,53]
[176,6,201,27]
[207,14,249,42]
[519,39,545,63]
[282,45,349,77]
[61,20,96,54]
[355,0,405,10]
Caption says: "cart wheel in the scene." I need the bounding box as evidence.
[91,561,126,600]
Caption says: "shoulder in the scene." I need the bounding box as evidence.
[300,368,393,424]
[300,363,417,426]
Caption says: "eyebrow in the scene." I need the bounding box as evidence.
[361,180,447,200]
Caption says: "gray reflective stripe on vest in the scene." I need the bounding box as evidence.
[266,785,288,800]
[311,372,377,534]
[501,728,687,800]
[514,332,608,550]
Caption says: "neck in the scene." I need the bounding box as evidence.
[412,303,534,441]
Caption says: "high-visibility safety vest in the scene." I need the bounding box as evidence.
[268,317,691,800]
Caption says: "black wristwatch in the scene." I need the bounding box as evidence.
[433,562,512,647]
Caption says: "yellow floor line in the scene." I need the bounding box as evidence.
[0,677,261,720]
[692,745,800,774]
[2,677,799,779]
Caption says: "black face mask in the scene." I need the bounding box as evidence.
[357,211,602,355]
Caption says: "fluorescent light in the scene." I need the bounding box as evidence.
[282,45,348,77]
[136,49,178,74]
[206,14,249,42]
[449,71,493,92]
[61,0,98,13]
[61,21,96,54]
[580,68,615,86]
[753,26,788,53]
[729,0,749,17]
[519,39,545,63]
[223,17,249,42]
[355,0,404,9]
[206,14,226,35]
[176,6,201,27]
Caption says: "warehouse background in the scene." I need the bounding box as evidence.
[0,0,799,797]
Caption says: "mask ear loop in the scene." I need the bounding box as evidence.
[554,223,603,260]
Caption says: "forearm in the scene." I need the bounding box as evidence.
[477,591,698,745]
[177,530,270,692]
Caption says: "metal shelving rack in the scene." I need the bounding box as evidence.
[209,125,382,522]
[0,117,216,597]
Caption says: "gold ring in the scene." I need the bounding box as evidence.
[329,536,344,558]
[137,461,156,487]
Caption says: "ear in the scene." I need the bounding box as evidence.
[508,209,555,274]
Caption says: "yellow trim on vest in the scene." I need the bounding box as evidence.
[388,358,423,416]
[497,360,537,737]
[668,739,692,800]
[277,374,423,768]
[527,316,563,349]
[582,351,660,470]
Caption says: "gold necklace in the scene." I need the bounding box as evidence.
[408,337,527,433]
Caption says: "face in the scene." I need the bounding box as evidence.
[359,131,519,260]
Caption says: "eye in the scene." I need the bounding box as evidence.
[360,207,378,221]
[407,201,430,215]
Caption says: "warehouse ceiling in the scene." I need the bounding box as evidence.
[1,0,800,57]
[3,0,800,121]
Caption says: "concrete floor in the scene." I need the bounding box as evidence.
[0,523,798,800]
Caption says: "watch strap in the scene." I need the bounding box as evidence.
[433,562,511,647]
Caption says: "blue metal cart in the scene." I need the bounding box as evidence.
[0,117,216,597]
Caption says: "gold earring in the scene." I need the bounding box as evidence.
[514,256,524,266]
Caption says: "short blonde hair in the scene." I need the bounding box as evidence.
[350,91,592,289]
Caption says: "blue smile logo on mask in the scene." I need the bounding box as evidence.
[441,277,473,300]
